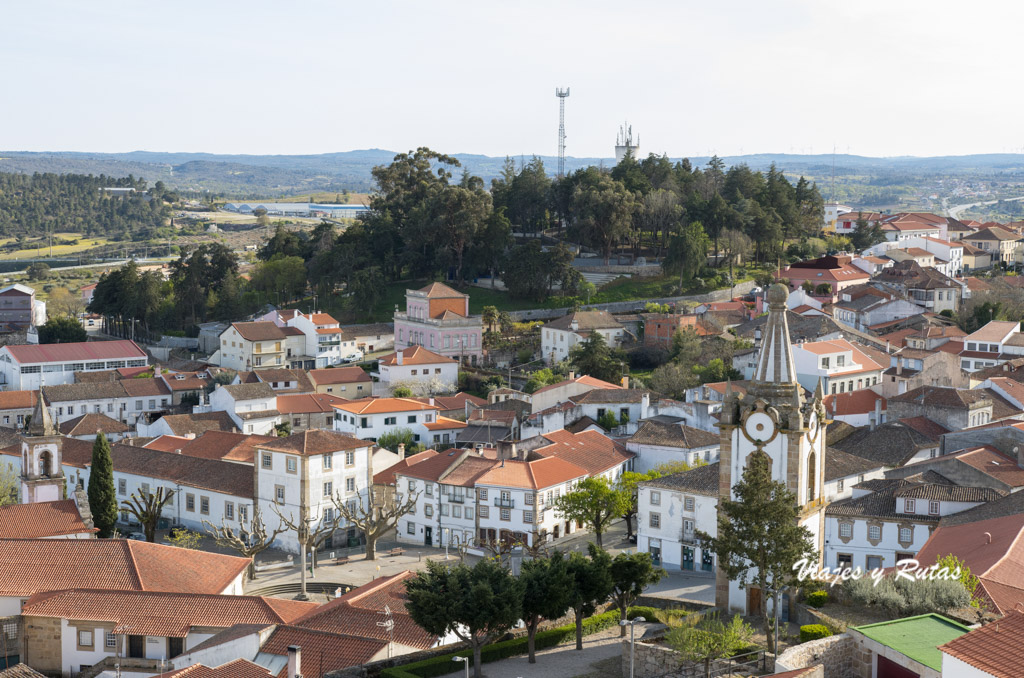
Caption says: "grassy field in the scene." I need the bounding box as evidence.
[227,192,372,205]
[0,234,111,260]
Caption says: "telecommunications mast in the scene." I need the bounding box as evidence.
[555,87,570,177]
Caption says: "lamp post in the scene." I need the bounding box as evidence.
[452,655,469,678]
[620,617,645,678]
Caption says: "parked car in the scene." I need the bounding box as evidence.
[127,532,146,541]
[341,351,364,364]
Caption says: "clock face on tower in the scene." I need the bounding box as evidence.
[808,410,820,441]
[743,411,776,443]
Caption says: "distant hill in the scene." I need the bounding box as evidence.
[3,149,1024,198]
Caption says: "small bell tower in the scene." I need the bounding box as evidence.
[20,392,64,504]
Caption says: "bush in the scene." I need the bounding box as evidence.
[805,591,828,608]
[842,574,970,616]
[800,624,832,643]
[627,606,659,622]
[627,345,669,369]
[380,610,620,678]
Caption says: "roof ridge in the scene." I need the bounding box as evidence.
[124,540,145,591]
[983,519,1024,578]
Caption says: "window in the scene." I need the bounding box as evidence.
[286,457,297,473]
[186,494,195,511]
[465,507,474,520]
[821,357,830,369]
[425,504,433,518]
[141,483,150,497]
[479,506,489,518]
[275,486,285,504]
[324,482,333,497]
[868,525,881,541]
[360,417,368,428]
[200,496,209,515]
[866,555,882,570]
[384,417,397,426]
[120,510,129,523]
[261,453,272,469]
[148,399,156,409]
[479,488,488,500]
[105,632,116,649]
[839,523,852,538]
[323,453,333,469]
[118,479,126,495]
[407,415,417,424]
[225,502,234,520]
[899,527,912,543]
[525,493,534,505]
[407,522,416,535]
[649,512,661,528]
[339,477,352,494]
[239,505,248,522]
[345,451,355,466]
[440,504,449,516]
[78,630,93,648]
[684,496,695,511]
[837,479,844,492]
[524,511,534,523]
[453,505,462,518]
[905,499,916,513]
[408,480,417,492]
[426,484,433,497]
[837,355,846,367]
[650,491,661,506]
[929,500,940,515]
[500,508,510,521]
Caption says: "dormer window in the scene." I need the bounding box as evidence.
[821,357,830,369]
[905,499,916,513]
[929,500,940,515]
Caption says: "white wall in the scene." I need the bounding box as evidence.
[823,517,934,571]
[824,467,886,502]
[636,484,717,573]
[333,406,442,445]
[626,442,719,473]
[379,360,458,389]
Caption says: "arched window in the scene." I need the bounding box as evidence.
[807,451,817,502]
[38,450,52,477]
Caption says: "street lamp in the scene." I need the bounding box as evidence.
[452,655,469,678]
[620,617,645,678]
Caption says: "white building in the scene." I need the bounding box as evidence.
[626,420,720,472]
[636,463,720,573]
[208,382,281,435]
[286,311,357,367]
[960,320,1024,373]
[214,321,308,372]
[792,338,886,395]
[823,476,1001,572]
[255,430,399,554]
[541,310,627,365]
[376,346,459,392]
[332,397,465,448]
[0,340,148,390]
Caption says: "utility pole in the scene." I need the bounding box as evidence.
[555,87,570,178]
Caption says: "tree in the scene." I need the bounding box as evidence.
[405,559,523,678]
[647,362,697,399]
[376,428,417,454]
[272,502,338,578]
[936,553,985,613]
[203,505,287,580]
[482,305,499,333]
[554,476,629,548]
[524,368,563,393]
[597,410,620,432]
[47,287,85,317]
[121,487,174,543]
[165,529,203,550]
[274,421,291,437]
[666,613,754,678]
[249,254,308,304]
[347,266,385,318]
[569,174,637,264]
[617,471,662,539]
[610,551,666,634]
[669,326,701,364]
[332,484,418,561]
[718,228,752,281]
[566,543,614,650]
[37,315,87,344]
[699,452,816,654]
[664,220,711,287]
[87,433,118,537]
[0,464,18,507]
[26,262,50,281]
[568,332,621,384]
[521,552,574,662]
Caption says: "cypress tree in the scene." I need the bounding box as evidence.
[87,432,118,538]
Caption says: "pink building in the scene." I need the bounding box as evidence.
[393,282,482,365]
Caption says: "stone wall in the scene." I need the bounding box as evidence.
[23,615,62,675]
[775,633,854,678]
[622,638,772,678]
[576,265,664,277]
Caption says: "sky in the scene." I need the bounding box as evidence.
[3,0,1024,159]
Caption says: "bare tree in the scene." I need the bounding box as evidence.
[271,502,340,600]
[0,465,18,507]
[203,505,286,580]
[332,484,418,561]
[121,488,174,542]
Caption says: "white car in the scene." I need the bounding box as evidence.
[341,351,364,364]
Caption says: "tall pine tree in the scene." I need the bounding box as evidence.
[87,432,118,538]
[700,452,816,654]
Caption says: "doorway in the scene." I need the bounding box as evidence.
[747,587,762,615]
[128,635,144,659]
[424,526,433,546]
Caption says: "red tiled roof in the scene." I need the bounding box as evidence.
[157,659,275,678]
[378,345,456,366]
[422,415,467,431]
[477,456,588,490]
[532,374,623,395]
[333,397,439,415]
[308,367,371,385]
[0,390,37,410]
[294,571,437,649]
[373,449,439,485]
[22,589,318,637]
[258,429,372,456]
[310,313,338,325]
[276,393,349,414]
[535,429,635,475]
[949,446,1024,488]
[897,416,950,441]
[0,500,96,539]
[230,321,288,342]
[261,626,388,678]
[59,413,130,436]
[5,340,145,364]
[824,390,886,417]
[164,430,278,463]
[143,435,193,452]
[0,539,250,597]
[939,609,1024,678]
[416,281,465,298]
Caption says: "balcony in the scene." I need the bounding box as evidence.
[447,494,466,504]
[394,311,481,329]
[494,497,515,508]
[680,529,697,544]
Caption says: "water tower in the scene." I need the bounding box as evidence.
[615,122,640,163]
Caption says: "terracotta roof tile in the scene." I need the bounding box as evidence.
[261,626,388,677]
[276,393,349,415]
[629,420,719,449]
[121,378,172,397]
[229,321,288,342]
[378,345,456,366]
[107,442,256,497]
[258,429,372,456]
[59,412,130,436]
[308,367,372,385]
[939,609,1024,678]
[4,340,145,364]
[333,397,439,415]
[0,665,46,678]
[643,462,720,496]
[373,449,439,485]
[416,281,466,298]
[544,310,623,332]
[157,659,274,678]
[477,456,588,490]
[532,374,623,395]
[0,390,37,410]
[534,429,635,475]
[0,499,95,538]
[0,539,249,597]
[154,411,238,436]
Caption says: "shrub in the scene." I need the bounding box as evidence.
[627,605,659,622]
[800,624,832,643]
[627,344,669,369]
[806,591,828,608]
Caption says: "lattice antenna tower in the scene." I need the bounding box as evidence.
[555,87,570,177]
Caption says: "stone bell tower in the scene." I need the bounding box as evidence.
[20,392,65,504]
[715,283,827,612]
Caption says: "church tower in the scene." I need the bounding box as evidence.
[715,283,827,612]
[20,392,65,504]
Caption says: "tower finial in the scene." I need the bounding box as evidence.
[752,283,797,387]
[27,390,56,437]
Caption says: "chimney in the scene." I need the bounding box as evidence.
[641,392,651,416]
[398,443,405,457]
[510,443,517,460]
[429,397,435,407]
[872,397,882,431]
[896,361,903,376]
[287,645,302,678]
[1015,446,1023,468]
[174,449,182,455]
[186,432,196,440]
[568,371,576,381]
[396,351,403,366]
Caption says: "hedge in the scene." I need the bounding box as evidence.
[805,591,828,609]
[799,624,832,643]
[626,606,660,622]
[381,609,622,678]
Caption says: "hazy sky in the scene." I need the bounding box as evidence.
[4,0,1023,158]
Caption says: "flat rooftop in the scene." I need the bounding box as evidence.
[852,614,971,671]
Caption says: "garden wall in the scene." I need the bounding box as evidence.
[775,633,853,678]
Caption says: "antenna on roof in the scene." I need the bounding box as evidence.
[377,605,395,658]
